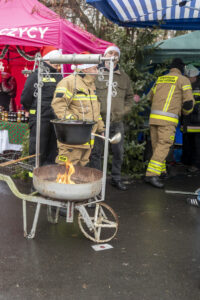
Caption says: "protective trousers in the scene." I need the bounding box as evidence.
[29,119,58,166]
[146,124,176,177]
[56,146,91,167]
[89,121,124,181]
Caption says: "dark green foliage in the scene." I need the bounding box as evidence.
[12,131,30,180]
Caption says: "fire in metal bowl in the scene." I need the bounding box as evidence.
[33,164,102,201]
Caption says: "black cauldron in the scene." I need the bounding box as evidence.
[51,119,95,145]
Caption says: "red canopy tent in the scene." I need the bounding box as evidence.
[0,0,110,109]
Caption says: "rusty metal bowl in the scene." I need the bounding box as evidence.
[51,119,95,145]
[33,164,102,201]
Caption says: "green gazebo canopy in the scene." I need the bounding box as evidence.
[145,31,200,66]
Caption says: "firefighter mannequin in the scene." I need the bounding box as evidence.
[90,45,133,191]
[182,64,200,171]
[51,64,104,166]
[145,58,194,188]
[21,46,62,166]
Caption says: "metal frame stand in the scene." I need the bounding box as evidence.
[36,54,116,201]
[0,54,120,242]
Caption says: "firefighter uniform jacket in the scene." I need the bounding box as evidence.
[21,63,62,166]
[21,63,62,124]
[95,66,133,122]
[183,79,200,133]
[51,72,104,150]
[149,68,194,126]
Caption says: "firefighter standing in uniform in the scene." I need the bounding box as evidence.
[90,45,133,191]
[182,64,200,171]
[51,63,104,166]
[145,58,194,188]
[21,46,62,167]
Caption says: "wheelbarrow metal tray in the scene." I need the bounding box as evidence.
[33,164,102,201]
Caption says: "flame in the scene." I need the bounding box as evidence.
[56,161,75,184]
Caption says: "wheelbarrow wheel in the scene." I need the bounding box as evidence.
[78,202,119,243]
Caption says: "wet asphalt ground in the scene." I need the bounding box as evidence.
[0,166,200,300]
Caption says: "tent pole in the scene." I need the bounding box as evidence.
[35,59,42,168]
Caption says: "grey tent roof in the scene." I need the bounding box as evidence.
[145,31,200,66]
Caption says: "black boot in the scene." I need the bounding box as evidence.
[160,172,169,180]
[111,179,127,191]
[145,176,164,188]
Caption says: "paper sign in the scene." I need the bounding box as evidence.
[92,244,113,251]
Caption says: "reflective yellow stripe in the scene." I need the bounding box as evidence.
[150,114,178,124]
[157,76,178,84]
[58,156,68,162]
[181,126,200,132]
[55,87,73,99]
[72,96,97,101]
[74,94,97,97]
[149,164,162,171]
[72,98,97,101]
[83,139,95,146]
[78,88,87,93]
[29,172,33,178]
[29,109,36,114]
[65,114,76,120]
[150,160,163,166]
[182,108,193,115]
[182,85,192,91]
[161,162,166,171]
[162,161,166,168]
[170,135,175,141]
[161,163,166,172]
[55,87,67,93]
[187,129,200,132]
[42,78,56,82]
[147,167,161,175]
[152,86,157,94]
[65,90,73,98]
[195,101,200,103]
[163,85,175,112]
[193,93,200,96]
[98,116,102,120]
[147,160,162,174]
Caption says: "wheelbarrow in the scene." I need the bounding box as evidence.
[0,161,118,243]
